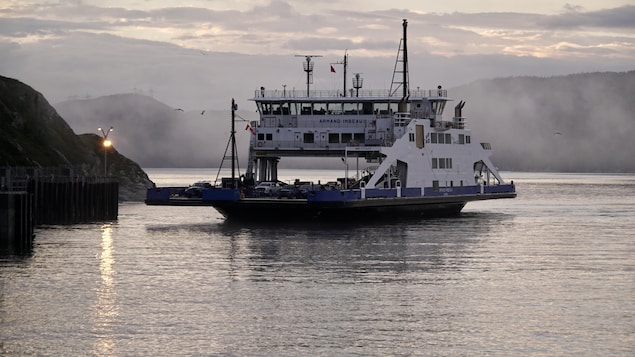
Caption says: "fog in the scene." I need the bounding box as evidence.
[453,72,635,172]
[55,94,257,168]
[54,71,635,173]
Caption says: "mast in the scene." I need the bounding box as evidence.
[402,19,408,98]
[389,18,410,105]
[331,51,349,96]
[343,51,348,97]
[231,98,236,187]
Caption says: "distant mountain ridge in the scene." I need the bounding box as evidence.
[452,71,635,172]
[55,93,258,168]
[54,70,635,172]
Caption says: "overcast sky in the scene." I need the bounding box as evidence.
[1,0,634,110]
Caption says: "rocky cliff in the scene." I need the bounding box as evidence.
[0,75,154,201]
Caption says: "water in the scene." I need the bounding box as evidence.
[1,170,634,356]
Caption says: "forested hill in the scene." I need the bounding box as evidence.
[452,71,635,172]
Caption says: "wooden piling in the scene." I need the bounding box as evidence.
[1,167,119,254]
[0,192,34,255]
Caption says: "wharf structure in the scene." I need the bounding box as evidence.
[1,167,118,254]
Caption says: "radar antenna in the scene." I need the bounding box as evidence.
[295,55,322,96]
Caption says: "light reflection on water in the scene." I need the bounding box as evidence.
[93,224,118,356]
[1,171,634,356]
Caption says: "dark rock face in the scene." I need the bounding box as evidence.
[0,75,154,201]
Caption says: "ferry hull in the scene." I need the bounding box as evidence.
[146,189,516,221]
[210,198,467,221]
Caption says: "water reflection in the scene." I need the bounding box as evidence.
[92,223,119,355]
[146,211,514,283]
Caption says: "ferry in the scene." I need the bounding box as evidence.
[146,19,516,219]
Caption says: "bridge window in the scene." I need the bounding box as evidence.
[459,134,465,144]
[280,103,290,115]
[271,103,282,114]
[303,132,314,143]
[329,133,339,143]
[328,102,343,115]
[343,102,359,115]
[374,102,390,116]
[289,102,299,115]
[260,103,272,115]
[341,133,352,144]
[431,101,446,115]
[313,103,328,115]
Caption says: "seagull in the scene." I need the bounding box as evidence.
[201,110,206,115]
[554,132,562,136]
[174,108,184,112]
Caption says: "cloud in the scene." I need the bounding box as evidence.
[0,1,633,111]
[540,5,635,28]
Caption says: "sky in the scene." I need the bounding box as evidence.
[1,0,634,110]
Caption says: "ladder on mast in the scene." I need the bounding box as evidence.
[389,19,410,99]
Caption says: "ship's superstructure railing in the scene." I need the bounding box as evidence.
[254,88,448,99]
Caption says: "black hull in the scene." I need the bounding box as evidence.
[209,193,516,221]
[147,192,516,221]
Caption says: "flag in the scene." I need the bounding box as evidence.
[330,65,336,73]
[245,123,256,135]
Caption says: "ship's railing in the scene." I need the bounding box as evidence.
[254,88,448,99]
[480,143,492,150]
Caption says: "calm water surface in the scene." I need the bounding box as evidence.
[1,170,634,356]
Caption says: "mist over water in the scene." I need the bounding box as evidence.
[54,71,635,172]
[1,170,634,355]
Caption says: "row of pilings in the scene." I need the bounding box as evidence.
[1,167,119,255]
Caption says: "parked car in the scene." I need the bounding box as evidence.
[278,182,314,199]
[183,181,212,198]
[254,181,284,195]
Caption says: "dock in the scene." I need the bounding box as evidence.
[1,167,119,254]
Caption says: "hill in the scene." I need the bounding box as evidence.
[0,76,154,201]
[452,71,635,172]
[55,94,258,168]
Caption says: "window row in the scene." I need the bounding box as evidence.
[430,132,471,144]
[432,158,453,169]
[258,101,409,116]
[258,132,366,144]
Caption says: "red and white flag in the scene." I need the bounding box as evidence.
[245,123,256,135]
